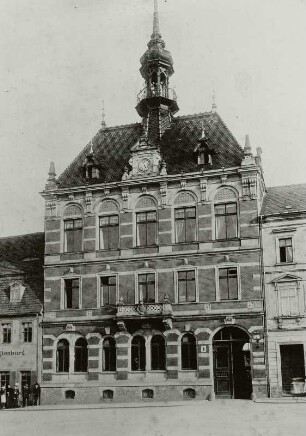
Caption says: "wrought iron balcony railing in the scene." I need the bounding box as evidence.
[137,86,177,103]
[117,301,173,317]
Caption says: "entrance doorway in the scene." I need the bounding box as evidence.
[280,344,305,394]
[213,326,252,399]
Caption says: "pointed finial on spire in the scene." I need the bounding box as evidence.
[244,134,252,156]
[200,120,206,140]
[101,100,106,129]
[45,161,57,190]
[212,90,217,112]
[152,0,161,38]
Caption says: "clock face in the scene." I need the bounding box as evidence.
[138,158,150,173]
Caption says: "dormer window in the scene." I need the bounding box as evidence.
[198,150,212,166]
[10,282,25,303]
[82,143,100,180]
[195,126,214,167]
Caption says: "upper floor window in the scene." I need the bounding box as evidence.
[279,238,293,263]
[279,286,298,316]
[219,267,238,300]
[99,215,119,250]
[136,212,157,246]
[138,273,155,303]
[178,270,196,303]
[64,278,80,309]
[2,323,12,343]
[175,207,196,243]
[215,203,238,240]
[63,204,83,253]
[100,276,116,306]
[22,322,32,343]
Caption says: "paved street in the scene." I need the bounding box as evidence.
[0,400,305,436]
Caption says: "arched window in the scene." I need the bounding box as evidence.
[99,200,119,250]
[63,204,83,253]
[74,338,88,372]
[174,192,197,243]
[181,333,197,370]
[135,196,157,247]
[103,337,116,371]
[151,335,165,370]
[214,188,238,240]
[131,336,146,371]
[57,339,69,372]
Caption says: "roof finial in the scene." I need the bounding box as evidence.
[200,120,206,140]
[89,140,94,155]
[244,134,252,156]
[45,161,57,190]
[101,100,106,129]
[212,90,217,112]
[152,0,161,38]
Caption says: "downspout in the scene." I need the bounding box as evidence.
[259,215,270,397]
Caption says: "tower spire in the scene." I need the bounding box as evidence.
[152,0,161,38]
[212,90,217,112]
[101,100,106,129]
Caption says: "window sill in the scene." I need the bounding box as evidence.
[275,262,296,266]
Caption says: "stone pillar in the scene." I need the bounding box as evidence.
[42,336,55,382]
[87,335,101,381]
[115,333,130,381]
[164,330,180,379]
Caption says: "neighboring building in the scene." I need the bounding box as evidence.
[41,1,267,403]
[0,233,44,389]
[261,184,306,397]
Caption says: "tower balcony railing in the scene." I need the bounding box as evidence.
[116,301,173,317]
[137,86,177,103]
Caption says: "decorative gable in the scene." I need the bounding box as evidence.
[271,273,302,285]
[10,281,25,303]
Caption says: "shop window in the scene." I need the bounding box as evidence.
[215,203,238,240]
[181,333,197,370]
[175,207,196,243]
[100,276,116,306]
[132,336,146,371]
[279,238,293,263]
[219,267,238,300]
[138,273,155,303]
[136,211,157,246]
[2,323,12,343]
[22,322,33,343]
[0,372,10,386]
[21,371,31,388]
[103,337,116,371]
[74,338,88,372]
[64,218,83,252]
[64,278,80,309]
[178,270,196,303]
[57,339,69,372]
[142,389,154,399]
[183,388,196,399]
[99,215,119,250]
[151,336,165,370]
[65,390,75,399]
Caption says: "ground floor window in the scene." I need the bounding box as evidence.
[57,339,69,372]
[280,344,305,394]
[132,336,146,371]
[151,335,165,370]
[181,333,197,370]
[74,338,88,372]
[103,337,116,371]
[21,371,31,387]
[0,372,10,386]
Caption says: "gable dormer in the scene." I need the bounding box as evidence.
[83,142,100,180]
[10,281,25,303]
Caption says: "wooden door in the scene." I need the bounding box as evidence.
[214,344,232,397]
[280,344,305,393]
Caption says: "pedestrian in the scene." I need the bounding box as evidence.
[32,382,40,406]
[22,383,30,407]
[5,384,13,409]
[0,383,6,409]
[12,383,20,408]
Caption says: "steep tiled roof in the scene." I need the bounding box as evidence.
[261,184,306,216]
[0,233,44,317]
[57,112,243,188]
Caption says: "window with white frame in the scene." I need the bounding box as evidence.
[22,322,33,343]
[215,203,238,240]
[138,273,155,303]
[64,278,80,309]
[99,215,119,250]
[218,267,238,300]
[177,270,196,303]
[2,323,12,343]
[136,211,157,246]
[100,276,117,306]
[278,282,299,316]
[278,237,293,263]
[175,207,196,243]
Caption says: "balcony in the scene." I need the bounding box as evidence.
[116,301,173,318]
[137,86,177,102]
[136,86,179,117]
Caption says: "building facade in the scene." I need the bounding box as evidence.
[41,1,268,403]
[261,184,306,397]
[0,233,44,390]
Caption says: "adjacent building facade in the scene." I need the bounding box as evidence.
[0,233,44,389]
[40,1,268,403]
[261,184,306,397]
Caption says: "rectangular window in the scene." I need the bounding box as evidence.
[215,203,238,240]
[99,215,119,250]
[21,371,31,387]
[100,276,117,306]
[0,372,10,386]
[2,323,12,343]
[279,238,293,263]
[22,322,33,343]
[136,211,157,246]
[138,273,155,303]
[219,268,238,300]
[64,219,82,252]
[175,207,196,243]
[279,285,298,316]
[178,270,196,303]
[64,279,80,309]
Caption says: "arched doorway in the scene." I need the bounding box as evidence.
[213,326,252,399]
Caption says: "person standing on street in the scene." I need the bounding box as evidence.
[0,383,6,409]
[5,384,13,409]
[32,382,41,406]
[12,383,20,408]
[22,383,30,407]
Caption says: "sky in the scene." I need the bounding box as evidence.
[0,0,305,237]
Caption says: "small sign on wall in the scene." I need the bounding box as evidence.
[200,345,208,353]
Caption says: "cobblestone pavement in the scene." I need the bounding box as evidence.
[0,400,305,436]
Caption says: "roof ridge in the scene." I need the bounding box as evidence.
[0,232,44,241]
[100,121,141,131]
[175,111,215,120]
[267,183,306,190]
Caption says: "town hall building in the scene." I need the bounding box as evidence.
[41,0,268,403]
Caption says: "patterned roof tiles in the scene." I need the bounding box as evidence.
[261,183,306,216]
